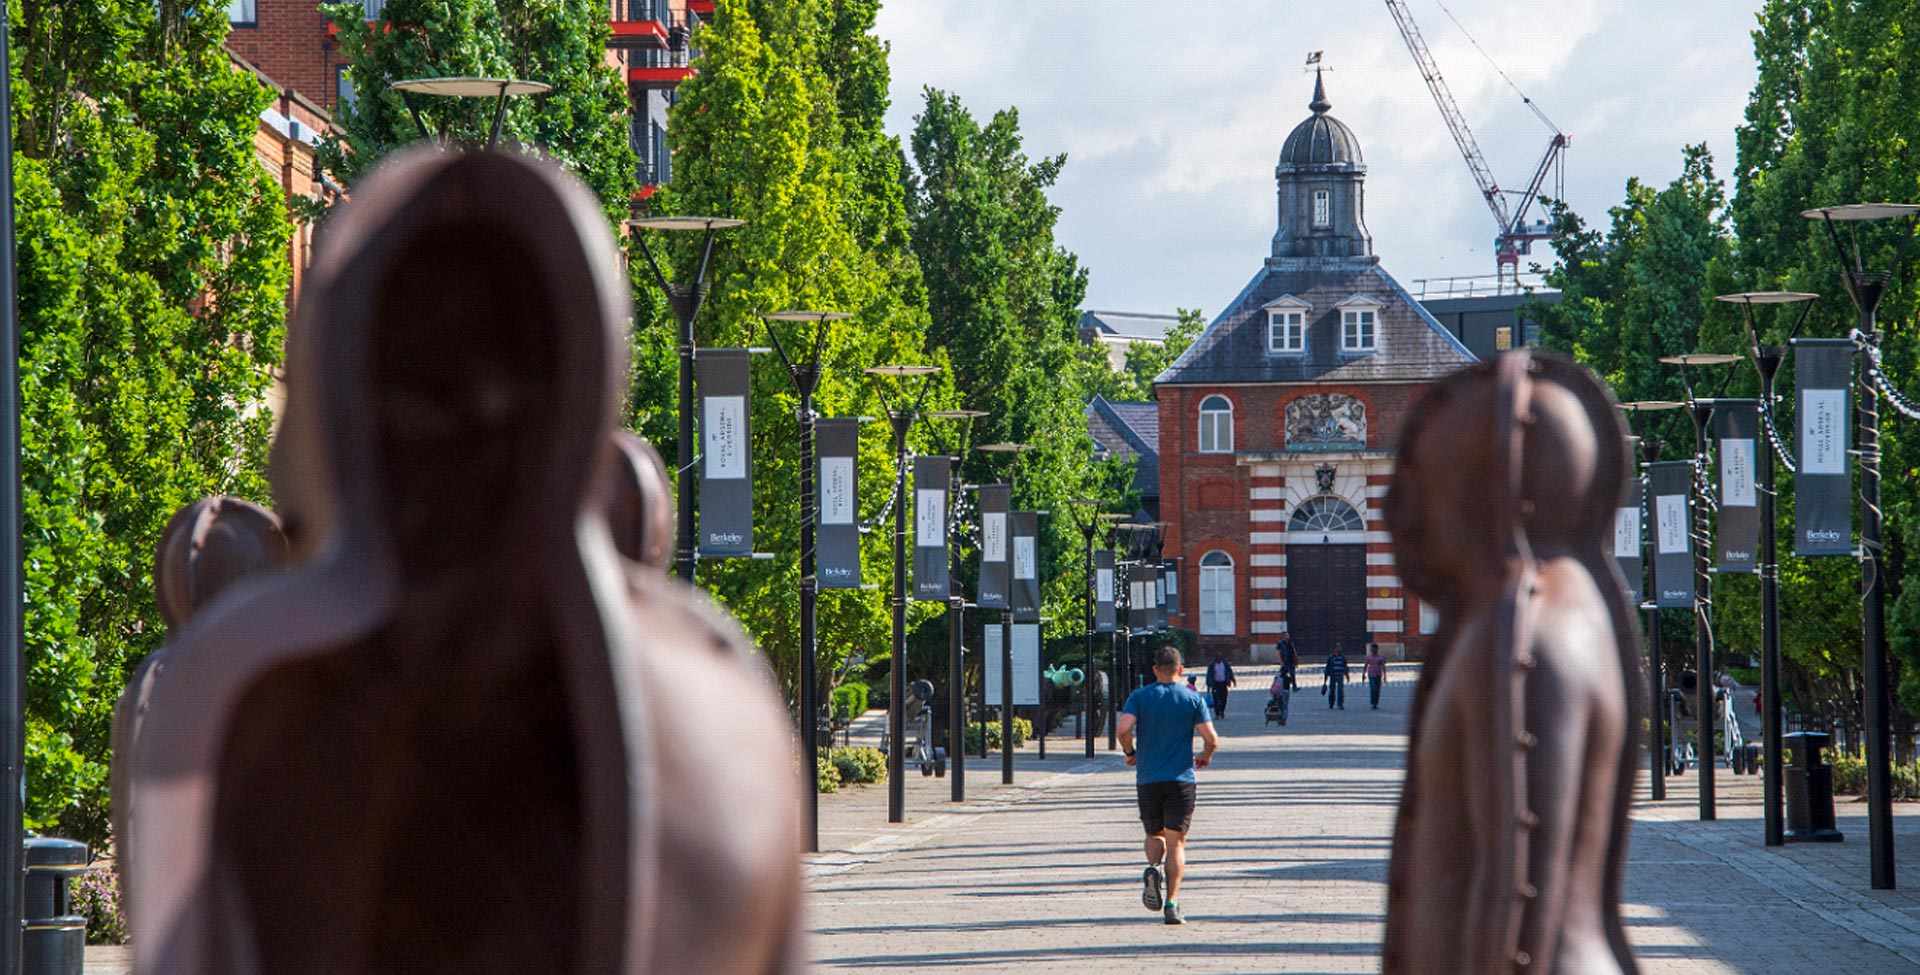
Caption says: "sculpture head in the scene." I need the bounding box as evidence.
[1386,351,1627,611]
[154,497,289,628]
[605,431,675,569]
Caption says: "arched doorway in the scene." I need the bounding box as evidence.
[1286,496,1368,656]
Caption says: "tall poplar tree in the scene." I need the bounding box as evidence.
[12,0,291,841]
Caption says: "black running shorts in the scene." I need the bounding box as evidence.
[1136,780,1197,834]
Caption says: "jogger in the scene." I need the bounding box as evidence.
[1119,645,1219,925]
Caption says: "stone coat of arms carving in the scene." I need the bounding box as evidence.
[1286,394,1367,451]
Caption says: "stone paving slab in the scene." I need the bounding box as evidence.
[807,664,1920,973]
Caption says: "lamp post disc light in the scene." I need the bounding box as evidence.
[390,77,552,98]
[763,310,852,322]
[928,409,989,420]
[1619,401,1685,412]
[1800,203,1920,222]
[1714,291,1821,305]
[1658,353,1744,367]
[865,364,942,378]
[626,216,748,232]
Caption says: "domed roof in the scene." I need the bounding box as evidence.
[1278,72,1363,172]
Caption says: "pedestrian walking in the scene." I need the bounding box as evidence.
[1364,643,1387,710]
[1324,645,1349,710]
[1205,654,1237,717]
[1278,636,1298,691]
[1118,645,1220,926]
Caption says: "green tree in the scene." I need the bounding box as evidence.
[12,0,290,841]
[1728,0,1920,722]
[907,88,1114,634]
[317,0,638,216]
[637,0,948,699]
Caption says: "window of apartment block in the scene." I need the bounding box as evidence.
[226,0,256,25]
[1312,189,1331,228]
[1197,395,1233,454]
[363,0,387,18]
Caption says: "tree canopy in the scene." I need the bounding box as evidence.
[12,1,290,841]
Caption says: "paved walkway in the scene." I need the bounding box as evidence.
[807,664,1920,973]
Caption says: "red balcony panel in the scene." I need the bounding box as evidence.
[629,66,695,89]
[607,18,668,50]
[687,0,714,15]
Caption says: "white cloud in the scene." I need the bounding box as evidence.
[877,0,1767,313]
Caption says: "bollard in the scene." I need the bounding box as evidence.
[1784,731,1844,843]
[23,837,88,975]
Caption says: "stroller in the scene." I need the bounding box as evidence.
[1265,680,1290,726]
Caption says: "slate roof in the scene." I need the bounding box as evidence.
[1085,396,1160,497]
[1080,310,1180,342]
[1155,259,1475,385]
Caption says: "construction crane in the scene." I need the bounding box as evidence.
[1384,0,1570,289]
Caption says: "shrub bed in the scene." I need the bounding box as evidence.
[829,746,888,785]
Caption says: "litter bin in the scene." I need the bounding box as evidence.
[1784,731,1844,843]
[23,836,89,975]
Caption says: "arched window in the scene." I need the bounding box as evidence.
[1288,496,1364,533]
[1198,395,1233,454]
[1199,550,1235,636]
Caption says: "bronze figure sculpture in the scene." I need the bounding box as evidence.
[1381,351,1641,974]
[112,496,289,903]
[606,430,675,570]
[123,149,804,972]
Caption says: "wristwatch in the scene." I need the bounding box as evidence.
[1123,747,1136,758]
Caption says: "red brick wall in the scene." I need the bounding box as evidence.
[225,0,349,111]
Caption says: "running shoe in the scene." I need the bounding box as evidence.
[1164,900,1186,925]
[1141,865,1164,911]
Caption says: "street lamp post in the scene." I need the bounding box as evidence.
[630,217,746,585]
[977,442,1032,784]
[1620,402,1682,803]
[1069,500,1106,759]
[1804,202,1920,889]
[1662,353,1742,822]
[389,77,552,150]
[762,310,849,854]
[867,364,942,824]
[0,21,24,973]
[1099,512,1128,750]
[929,409,990,804]
[1718,290,1820,848]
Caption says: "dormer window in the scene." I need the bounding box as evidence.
[1335,295,1382,353]
[1312,189,1331,228]
[1263,296,1310,355]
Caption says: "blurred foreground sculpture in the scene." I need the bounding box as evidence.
[112,497,288,900]
[124,150,803,972]
[1381,351,1641,974]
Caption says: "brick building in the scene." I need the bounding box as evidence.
[1154,72,1474,662]
[235,49,343,304]
[221,0,704,194]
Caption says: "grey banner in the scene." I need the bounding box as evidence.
[1010,511,1040,622]
[1714,401,1760,573]
[1649,461,1695,608]
[1127,564,1147,631]
[977,485,1010,609]
[1794,339,1854,557]
[913,456,951,601]
[1163,559,1180,619]
[696,348,752,557]
[1615,437,1644,607]
[1094,550,1116,633]
[1150,563,1166,632]
[816,419,861,589]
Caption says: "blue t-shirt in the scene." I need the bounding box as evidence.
[1123,682,1213,784]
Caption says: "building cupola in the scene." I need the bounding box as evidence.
[1273,69,1373,262]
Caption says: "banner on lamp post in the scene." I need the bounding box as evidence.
[1010,511,1040,623]
[816,419,861,589]
[1649,461,1695,609]
[913,456,951,601]
[1163,559,1180,619]
[696,349,752,557]
[1615,437,1644,608]
[1150,563,1166,632]
[1127,565,1147,631]
[1714,401,1760,573]
[982,622,1039,707]
[977,484,1010,609]
[1094,550,1116,633]
[1794,339,1854,557]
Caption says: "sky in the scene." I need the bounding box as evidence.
[874,0,1769,317]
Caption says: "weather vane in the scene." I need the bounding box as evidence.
[1305,51,1330,72]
